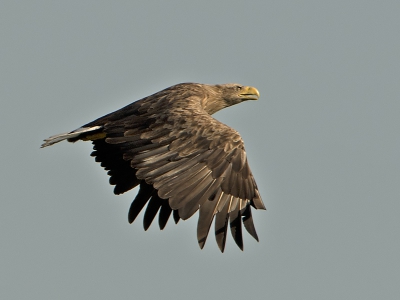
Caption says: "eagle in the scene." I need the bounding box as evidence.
[42,83,266,252]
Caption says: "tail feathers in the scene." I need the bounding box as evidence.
[41,126,102,148]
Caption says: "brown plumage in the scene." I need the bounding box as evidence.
[42,83,266,252]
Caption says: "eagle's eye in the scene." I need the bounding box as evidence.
[235,85,243,91]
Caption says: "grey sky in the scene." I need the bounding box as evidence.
[1,1,399,299]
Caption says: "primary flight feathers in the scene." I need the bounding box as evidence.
[42,83,265,252]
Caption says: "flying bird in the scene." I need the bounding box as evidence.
[42,83,266,252]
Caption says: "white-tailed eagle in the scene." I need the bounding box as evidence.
[42,83,266,252]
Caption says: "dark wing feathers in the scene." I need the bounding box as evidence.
[143,194,163,230]
[241,204,259,241]
[89,89,264,251]
[215,197,231,252]
[91,139,140,195]
[158,201,173,230]
[229,202,244,250]
[127,182,154,224]
[197,198,217,249]
[173,209,181,224]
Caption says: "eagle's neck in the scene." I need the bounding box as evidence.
[201,97,227,115]
[200,87,227,115]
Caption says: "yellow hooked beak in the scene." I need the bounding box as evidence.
[239,86,260,100]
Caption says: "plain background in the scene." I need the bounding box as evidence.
[1,1,399,299]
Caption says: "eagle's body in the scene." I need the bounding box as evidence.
[42,83,265,252]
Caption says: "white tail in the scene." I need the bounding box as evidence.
[41,126,102,148]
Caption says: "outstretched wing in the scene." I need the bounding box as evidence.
[90,97,265,252]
